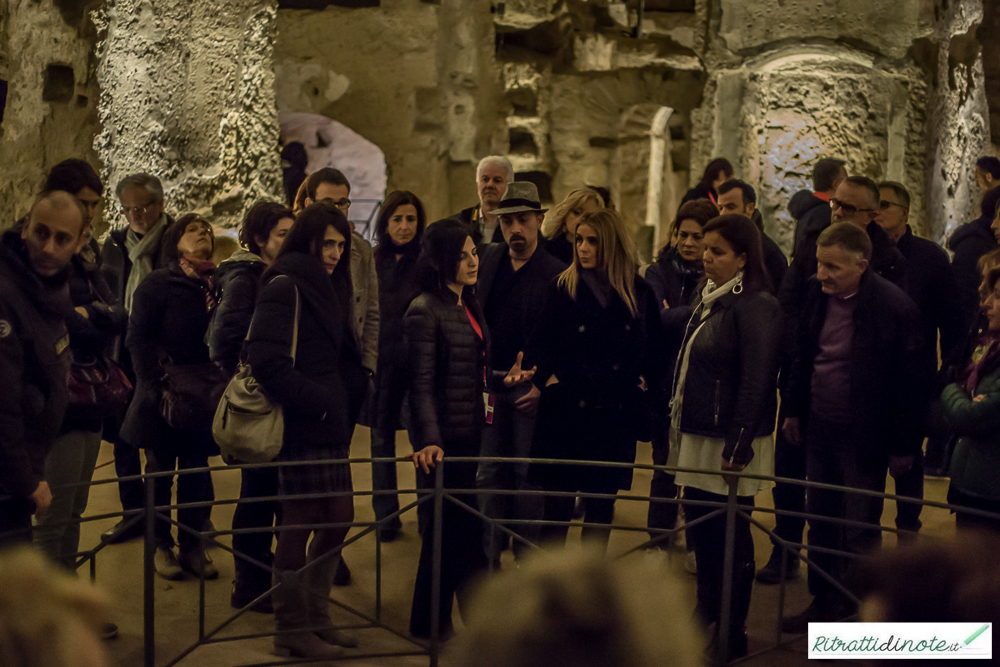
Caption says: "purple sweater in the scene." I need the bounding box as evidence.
[810,294,857,423]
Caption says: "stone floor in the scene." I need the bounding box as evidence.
[75,428,956,667]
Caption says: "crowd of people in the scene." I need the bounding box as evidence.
[1,150,999,660]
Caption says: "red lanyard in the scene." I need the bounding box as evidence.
[465,305,483,340]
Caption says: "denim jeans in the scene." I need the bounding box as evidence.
[475,384,542,561]
[146,444,214,552]
[34,428,102,568]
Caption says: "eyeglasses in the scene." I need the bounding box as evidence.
[879,200,909,212]
[118,205,149,217]
[830,199,875,217]
[321,198,351,212]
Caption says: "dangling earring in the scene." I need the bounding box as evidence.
[733,271,744,295]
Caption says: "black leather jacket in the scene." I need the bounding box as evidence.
[672,287,783,466]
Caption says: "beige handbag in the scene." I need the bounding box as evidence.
[213,282,299,463]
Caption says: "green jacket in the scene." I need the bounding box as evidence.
[943,355,1000,500]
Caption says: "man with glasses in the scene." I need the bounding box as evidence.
[876,181,964,509]
[302,167,380,585]
[98,173,174,544]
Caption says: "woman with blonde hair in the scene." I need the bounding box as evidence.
[543,188,605,264]
[525,209,665,549]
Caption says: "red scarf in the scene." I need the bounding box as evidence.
[179,255,217,312]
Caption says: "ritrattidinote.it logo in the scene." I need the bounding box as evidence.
[808,623,992,660]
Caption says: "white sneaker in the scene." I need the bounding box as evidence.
[154,547,184,580]
[685,550,697,575]
[643,548,668,568]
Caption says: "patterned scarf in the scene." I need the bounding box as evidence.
[964,333,1000,394]
[179,255,217,312]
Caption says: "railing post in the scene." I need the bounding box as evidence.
[429,459,444,667]
[144,473,156,667]
[717,482,738,665]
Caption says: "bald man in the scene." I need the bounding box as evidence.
[0,191,86,547]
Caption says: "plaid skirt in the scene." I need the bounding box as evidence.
[278,445,353,497]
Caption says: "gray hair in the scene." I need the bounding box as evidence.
[476,156,514,184]
[115,173,164,204]
[817,221,872,261]
[878,180,911,209]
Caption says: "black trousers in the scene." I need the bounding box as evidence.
[805,414,887,607]
[647,432,680,543]
[770,401,807,550]
[683,487,756,633]
[409,456,488,638]
[541,492,616,548]
[146,444,214,552]
[892,450,924,531]
[232,465,280,582]
[114,439,145,511]
[0,496,33,549]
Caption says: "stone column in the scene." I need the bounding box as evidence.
[93,0,282,231]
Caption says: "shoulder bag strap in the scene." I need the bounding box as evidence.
[290,285,300,362]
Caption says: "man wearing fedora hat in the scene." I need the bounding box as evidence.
[474,181,566,567]
[448,156,514,246]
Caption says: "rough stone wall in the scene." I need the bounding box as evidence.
[0,0,102,229]
[93,0,282,231]
[924,0,993,242]
[273,0,504,223]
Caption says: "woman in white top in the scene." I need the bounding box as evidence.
[668,213,782,659]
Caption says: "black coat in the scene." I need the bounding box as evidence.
[99,219,173,308]
[545,233,574,265]
[0,232,73,500]
[784,270,923,457]
[526,275,666,491]
[475,242,566,381]
[645,247,702,310]
[949,186,1000,327]
[373,246,422,430]
[404,287,489,450]
[750,210,789,292]
[672,289,783,466]
[247,253,364,458]
[788,190,831,254]
[63,253,127,432]
[896,226,966,396]
[210,250,266,375]
[780,220,905,324]
[120,265,218,452]
[447,205,504,247]
[681,183,716,207]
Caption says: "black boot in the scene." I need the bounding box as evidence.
[755,544,799,584]
[232,552,274,613]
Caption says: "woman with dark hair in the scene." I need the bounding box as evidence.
[643,197,719,548]
[121,214,220,581]
[210,200,294,612]
[281,142,308,208]
[245,202,363,658]
[681,158,734,208]
[405,219,491,639]
[526,209,665,550]
[369,191,427,540]
[942,267,1000,532]
[668,213,781,658]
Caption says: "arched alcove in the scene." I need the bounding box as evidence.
[278,111,388,240]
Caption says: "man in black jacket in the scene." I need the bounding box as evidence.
[475,182,566,566]
[0,192,86,547]
[759,175,906,585]
[447,156,513,246]
[789,157,846,254]
[949,156,1000,329]
[99,173,173,544]
[716,179,788,291]
[876,181,965,527]
[781,223,922,631]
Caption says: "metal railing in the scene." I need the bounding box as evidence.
[14,455,1000,667]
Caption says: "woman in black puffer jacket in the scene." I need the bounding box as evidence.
[246,203,366,659]
[210,200,293,611]
[122,214,220,581]
[405,219,491,640]
[669,214,782,659]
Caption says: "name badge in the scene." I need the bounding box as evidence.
[55,334,70,356]
[484,392,495,425]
